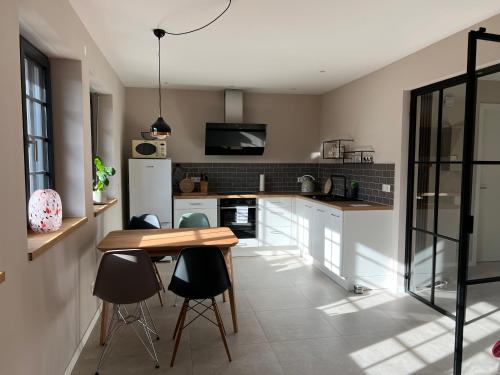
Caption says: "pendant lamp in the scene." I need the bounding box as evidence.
[150,28,171,139]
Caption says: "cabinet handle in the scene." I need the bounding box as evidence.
[269,211,284,215]
[189,203,202,206]
[331,213,340,218]
[305,205,312,208]
[271,231,282,235]
[317,209,325,213]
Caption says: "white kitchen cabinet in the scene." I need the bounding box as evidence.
[320,207,343,277]
[257,197,297,249]
[173,198,218,228]
[295,197,393,290]
[295,199,314,258]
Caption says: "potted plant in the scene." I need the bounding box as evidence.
[93,156,116,204]
[350,180,359,199]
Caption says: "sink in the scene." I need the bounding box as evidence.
[310,194,358,202]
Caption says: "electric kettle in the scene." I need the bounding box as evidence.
[298,175,316,193]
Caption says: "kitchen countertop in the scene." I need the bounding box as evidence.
[173,192,392,211]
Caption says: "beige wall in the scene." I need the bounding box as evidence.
[125,88,321,163]
[319,13,500,291]
[0,0,125,374]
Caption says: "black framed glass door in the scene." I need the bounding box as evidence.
[406,80,465,318]
[406,28,500,375]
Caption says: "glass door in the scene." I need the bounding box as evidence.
[406,28,500,375]
[407,81,465,318]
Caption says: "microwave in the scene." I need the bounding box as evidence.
[131,140,167,159]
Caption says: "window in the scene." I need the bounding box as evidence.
[20,37,55,205]
[90,92,99,182]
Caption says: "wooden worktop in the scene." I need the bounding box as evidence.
[173,192,392,211]
[97,227,239,253]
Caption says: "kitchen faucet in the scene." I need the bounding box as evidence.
[331,175,347,197]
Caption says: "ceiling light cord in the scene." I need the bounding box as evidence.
[158,34,162,117]
[162,0,231,36]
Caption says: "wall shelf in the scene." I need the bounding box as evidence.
[343,150,375,164]
[322,139,353,160]
[27,217,88,261]
[322,139,375,164]
[93,198,118,217]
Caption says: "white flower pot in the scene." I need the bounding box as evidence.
[93,190,107,204]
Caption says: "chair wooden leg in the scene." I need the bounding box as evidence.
[152,263,165,307]
[212,298,232,362]
[157,290,164,307]
[170,299,189,367]
[172,299,188,340]
[153,262,166,292]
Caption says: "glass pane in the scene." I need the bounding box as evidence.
[466,283,500,323]
[441,83,465,162]
[35,139,48,172]
[415,91,440,162]
[25,98,32,134]
[413,163,436,232]
[409,230,434,302]
[33,173,48,191]
[30,102,47,138]
[433,238,458,315]
[27,139,36,173]
[24,58,30,95]
[469,165,500,269]
[437,164,462,239]
[475,96,500,162]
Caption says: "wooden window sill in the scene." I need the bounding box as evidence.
[93,198,118,217]
[27,217,88,261]
[0,272,5,284]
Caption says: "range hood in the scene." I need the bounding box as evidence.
[205,90,267,155]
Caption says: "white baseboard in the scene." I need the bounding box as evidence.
[64,303,102,375]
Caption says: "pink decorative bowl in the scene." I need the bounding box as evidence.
[28,189,63,233]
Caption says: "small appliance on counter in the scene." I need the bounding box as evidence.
[131,139,167,159]
[259,174,265,192]
[298,175,316,193]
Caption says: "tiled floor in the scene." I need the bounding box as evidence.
[72,255,500,374]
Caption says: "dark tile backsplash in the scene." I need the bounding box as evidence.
[173,162,394,205]
[318,163,395,205]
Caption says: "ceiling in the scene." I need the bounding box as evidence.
[69,0,500,94]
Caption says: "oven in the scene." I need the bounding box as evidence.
[219,198,257,239]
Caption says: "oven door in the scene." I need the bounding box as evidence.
[219,206,256,239]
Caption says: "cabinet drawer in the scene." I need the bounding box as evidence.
[174,198,217,210]
[259,206,293,227]
[259,227,295,247]
[259,197,293,209]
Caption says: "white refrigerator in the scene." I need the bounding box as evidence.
[128,158,172,228]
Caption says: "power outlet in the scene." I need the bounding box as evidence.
[382,184,391,193]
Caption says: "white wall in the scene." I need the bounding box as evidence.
[0,0,125,374]
[320,13,500,291]
[125,88,321,163]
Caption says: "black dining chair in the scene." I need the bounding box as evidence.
[93,249,161,374]
[129,214,167,306]
[168,246,232,367]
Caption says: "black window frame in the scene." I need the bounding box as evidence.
[20,36,55,207]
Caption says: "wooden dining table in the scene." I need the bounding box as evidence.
[96,226,239,345]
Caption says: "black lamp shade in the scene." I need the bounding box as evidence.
[150,116,171,139]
